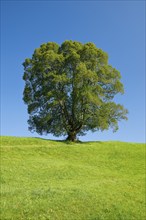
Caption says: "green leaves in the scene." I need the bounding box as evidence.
[23,40,128,140]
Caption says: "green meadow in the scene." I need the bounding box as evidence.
[0,136,145,220]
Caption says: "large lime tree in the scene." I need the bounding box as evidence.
[23,41,128,141]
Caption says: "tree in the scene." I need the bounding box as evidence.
[23,41,128,141]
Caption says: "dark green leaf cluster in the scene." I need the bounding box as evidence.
[23,41,128,140]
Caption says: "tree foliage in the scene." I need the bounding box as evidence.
[23,41,128,141]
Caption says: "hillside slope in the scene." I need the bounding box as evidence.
[0,136,145,220]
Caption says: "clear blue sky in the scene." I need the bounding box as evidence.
[1,1,145,142]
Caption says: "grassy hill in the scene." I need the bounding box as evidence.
[0,136,145,220]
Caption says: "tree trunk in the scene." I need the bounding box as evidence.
[66,132,77,142]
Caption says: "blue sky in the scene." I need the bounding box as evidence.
[1,1,145,142]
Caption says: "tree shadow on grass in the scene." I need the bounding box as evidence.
[33,137,102,145]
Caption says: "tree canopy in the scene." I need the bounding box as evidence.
[23,40,128,141]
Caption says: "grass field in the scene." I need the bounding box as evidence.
[0,136,145,220]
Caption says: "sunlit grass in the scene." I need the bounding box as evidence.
[0,136,145,220]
